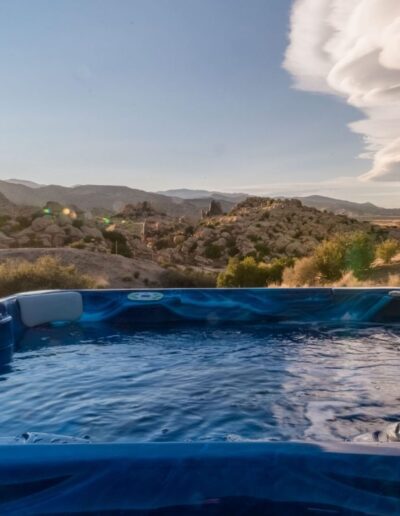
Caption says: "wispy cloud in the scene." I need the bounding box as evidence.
[283,0,400,181]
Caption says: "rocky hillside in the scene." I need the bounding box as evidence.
[151,197,377,268]
[0,192,381,276]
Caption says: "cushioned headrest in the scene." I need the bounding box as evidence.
[18,292,83,328]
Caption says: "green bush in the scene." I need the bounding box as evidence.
[313,236,346,282]
[294,231,375,284]
[266,257,294,284]
[102,229,132,257]
[254,242,270,259]
[376,239,400,264]
[227,245,240,257]
[217,257,269,287]
[0,256,96,297]
[72,219,84,229]
[204,244,222,259]
[15,215,33,230]
[344,231,375,279]
[153,238,171,251]
[160,268,217,288]
[0,215,11,227]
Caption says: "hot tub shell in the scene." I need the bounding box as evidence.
[0,287,399,515]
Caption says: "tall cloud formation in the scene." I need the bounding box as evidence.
[284,0,400,181]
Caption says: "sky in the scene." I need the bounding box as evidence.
[0,0,399,205]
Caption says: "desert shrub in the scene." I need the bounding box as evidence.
[289,231,376,285]
[344,231,375,279]
[153,238,171,251]
[184,225,194,236]
[376,239,400,264]
[227,245,240,257]
[0,256,96,297]
[15,215,33,230]
[102,230,132,257]
[188,241,198,253]
[254,242,270,258]
[313,236,347,282]
[204,244,222,259]
[0,215,11,227]
[72,219,84,229]
[217,257,269,288]
[266,257,294,284]
[69,240,86,250]
[282,256,320,286]
[160,268,217,288]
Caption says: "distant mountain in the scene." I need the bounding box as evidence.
[0,181,234,220]
[158,188,247,203]
[160,190,400,219]
[2,180,396,221]
[298,195,400,219]
[0,191,17,215]
[6,178,44,188]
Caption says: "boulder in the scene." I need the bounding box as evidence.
[31,216,53,232]
[81,226,103,240]
[45,224,65,235]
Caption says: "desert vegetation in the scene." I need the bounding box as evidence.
[0,189,399,291]
[282,233,399,287]
[216,232,400,288]
[0,256,96,297]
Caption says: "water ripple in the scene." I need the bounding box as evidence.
[0,322,398,443]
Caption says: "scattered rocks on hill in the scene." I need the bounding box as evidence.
[170,197,376,267]
[0,195,384,273]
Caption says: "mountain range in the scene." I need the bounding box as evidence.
[0,181,235,219]
[296,195,400,219]
[0,180,399,220]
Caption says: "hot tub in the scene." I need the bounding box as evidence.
[0,288,399,515]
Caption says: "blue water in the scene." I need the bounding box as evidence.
[0,323,399,443]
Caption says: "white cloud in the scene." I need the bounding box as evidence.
[283,0,400,181]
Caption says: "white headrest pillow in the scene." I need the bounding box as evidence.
[18,292,83,328]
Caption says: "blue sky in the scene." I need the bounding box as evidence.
[0,0,398,205]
